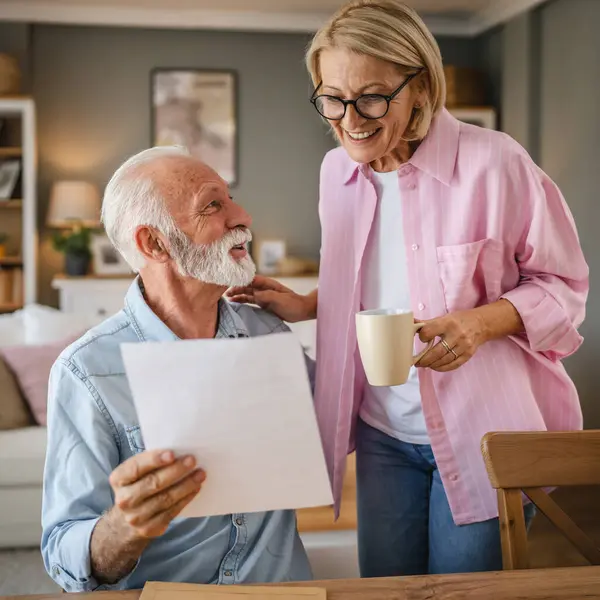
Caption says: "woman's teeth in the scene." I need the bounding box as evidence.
[347,130,378,140]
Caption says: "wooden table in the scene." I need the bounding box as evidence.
[5,567,600,599]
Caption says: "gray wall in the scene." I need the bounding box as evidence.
[538,0,600,428]
[497,0,600,427]
[437,36,481,69]
[30,25,333,305]
[477,26,504,111]
[498,10,542,161]
[501,13,534,151]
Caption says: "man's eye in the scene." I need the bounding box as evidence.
[206,200,221,210]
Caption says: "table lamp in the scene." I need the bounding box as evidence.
[47,180,101,230]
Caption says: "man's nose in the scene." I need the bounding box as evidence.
[227,203,252,230]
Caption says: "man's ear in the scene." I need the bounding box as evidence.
[134,225,170,264]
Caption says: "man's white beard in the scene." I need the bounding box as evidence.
[169,227,256,287]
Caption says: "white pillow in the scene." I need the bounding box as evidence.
[20,304,94,345]
[0,312,25,347]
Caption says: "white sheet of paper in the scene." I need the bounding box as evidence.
[121,332,333,517]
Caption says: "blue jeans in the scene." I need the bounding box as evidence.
[356,418,535,576]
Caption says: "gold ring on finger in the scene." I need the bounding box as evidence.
[441,339,459,360]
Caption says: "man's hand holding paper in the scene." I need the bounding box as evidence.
[109,450,206,539]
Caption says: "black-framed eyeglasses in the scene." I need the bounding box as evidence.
[310,70,422,121]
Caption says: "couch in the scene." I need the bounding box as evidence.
[0,425,47,547]
[0,304,94,549]
[0,304,358,578]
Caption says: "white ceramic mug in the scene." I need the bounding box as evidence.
[356,308,435,387]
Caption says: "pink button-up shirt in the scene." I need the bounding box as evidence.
[315,108,589,525]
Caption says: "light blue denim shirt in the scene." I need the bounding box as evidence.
[41,279,315,592]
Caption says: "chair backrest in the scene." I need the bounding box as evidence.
[481,430,600,570]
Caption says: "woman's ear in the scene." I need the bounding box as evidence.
[413,72,429,108]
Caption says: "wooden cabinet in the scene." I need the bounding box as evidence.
[297,453,357,532]
[52,274,133,319]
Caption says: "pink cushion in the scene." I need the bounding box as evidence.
[0,336,78,426]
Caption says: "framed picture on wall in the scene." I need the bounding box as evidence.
[449,107,497,130]
[0,160,20,200]
[255,239,287,276]
[91,233,133,276]
[151,69,238,186]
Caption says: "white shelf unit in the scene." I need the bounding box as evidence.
[0,97,37,307]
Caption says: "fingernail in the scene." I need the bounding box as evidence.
[193,470,206,483]
[161,451,174,464]
[183,456,195,468]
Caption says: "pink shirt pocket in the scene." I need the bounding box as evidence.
[436,238,505,313]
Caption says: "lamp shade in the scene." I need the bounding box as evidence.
[47,180,101,228]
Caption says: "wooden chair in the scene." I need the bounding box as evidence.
[481,430,600,570]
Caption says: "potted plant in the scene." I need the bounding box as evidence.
[0,232,7,259]
[52,228,92,276]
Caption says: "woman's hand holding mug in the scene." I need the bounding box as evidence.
[416,301,523,373]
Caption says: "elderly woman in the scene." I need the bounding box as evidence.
[229,0,588,576]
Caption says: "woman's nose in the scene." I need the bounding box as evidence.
[342,104,367,131]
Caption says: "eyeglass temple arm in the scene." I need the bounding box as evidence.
[310,81,323,101]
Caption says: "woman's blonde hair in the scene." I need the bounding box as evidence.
[306,0,446,141]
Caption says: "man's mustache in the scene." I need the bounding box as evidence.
[221,228,252,250]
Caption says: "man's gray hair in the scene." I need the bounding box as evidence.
[101,146,189,272]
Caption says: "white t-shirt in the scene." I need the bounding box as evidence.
[359,169,430,445]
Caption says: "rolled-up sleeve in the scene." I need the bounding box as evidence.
[501,155,589,360]
[41,359,121,592]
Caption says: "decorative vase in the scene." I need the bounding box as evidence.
[65,253,90,277]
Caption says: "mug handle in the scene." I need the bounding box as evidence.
[412,322,435,365]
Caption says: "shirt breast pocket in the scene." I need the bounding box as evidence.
[125,426,146,455]
[436,238,504,313]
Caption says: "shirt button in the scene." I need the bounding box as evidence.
[407,183,416,190]
[235,517,243,526]
[418,303,425,311]
[450,474,459,482]
[411,244,419,251]
[224,570,233,577]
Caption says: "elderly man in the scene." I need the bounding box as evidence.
[41,147,313,592]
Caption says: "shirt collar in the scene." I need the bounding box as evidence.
[124,277,249,343]
[342,108,459,187]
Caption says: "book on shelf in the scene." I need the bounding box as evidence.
[0,267,23,307]
[11,267,23,305]
[0,269,12,304]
